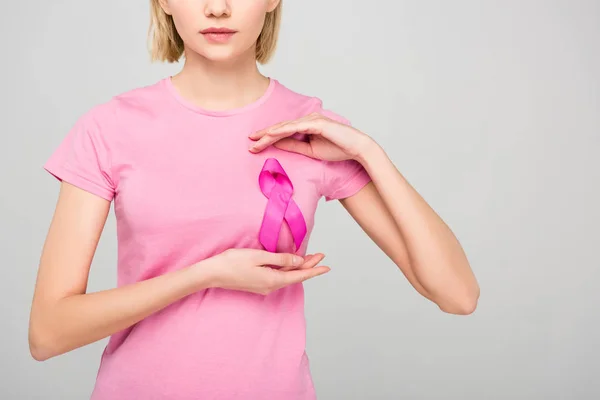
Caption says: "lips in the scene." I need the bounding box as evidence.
[200,27,237,43]
[200,27,237,34]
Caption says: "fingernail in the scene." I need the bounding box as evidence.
[293,256,304,266]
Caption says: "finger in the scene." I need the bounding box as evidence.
[249,118,295,140]
[269,120,325,137]
[249,118,326,153]
[249,129,300,153]
[299,253,325,269]
[272,138,315,157]
[250,113,322,140]
[279,253,312,271]
[280,266,331,286]
[260,251,305,269]
[280,253,324,271]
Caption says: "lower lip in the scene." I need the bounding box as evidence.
[202,32,236,43]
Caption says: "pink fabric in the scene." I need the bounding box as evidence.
[43,77,372,400]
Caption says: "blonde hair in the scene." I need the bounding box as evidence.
[148,0,282,64]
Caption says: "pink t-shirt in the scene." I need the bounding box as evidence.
[43,77,372,400]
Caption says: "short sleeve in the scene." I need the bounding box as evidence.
[321,159,372,202]
[43,107,116,201]
[318,108,372,202]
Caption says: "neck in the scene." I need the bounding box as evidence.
[170,45,270,112]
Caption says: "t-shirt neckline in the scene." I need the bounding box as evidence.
[162,76,277,117]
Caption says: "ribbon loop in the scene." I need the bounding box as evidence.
[258,158,307,253]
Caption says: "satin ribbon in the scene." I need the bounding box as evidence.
[258,158,307,253]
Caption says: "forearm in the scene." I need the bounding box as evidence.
[29,261,214,361]
[357,141,479,314]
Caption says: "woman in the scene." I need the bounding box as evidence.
[29,0,480,399]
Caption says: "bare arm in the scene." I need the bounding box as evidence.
[29,182,327,361]
[28,182,213,361]
[245,112,479,315]
[339,181,435,303]
[341,142,480,315]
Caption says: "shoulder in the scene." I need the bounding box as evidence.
[270,79,350,124]
[70,79,167,136]
[112,78,166,111]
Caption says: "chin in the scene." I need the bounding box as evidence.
[194,46,247,64]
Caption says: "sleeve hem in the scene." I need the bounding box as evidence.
[43,161,114,202]
[324,166,372,202]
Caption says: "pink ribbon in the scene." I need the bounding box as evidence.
[258,158,307,253]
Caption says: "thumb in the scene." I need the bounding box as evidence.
[257,250,306,269]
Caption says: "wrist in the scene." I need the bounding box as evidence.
[354,136,384,166]
[188,259,219,291]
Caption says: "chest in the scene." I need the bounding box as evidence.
[112,122,323,250]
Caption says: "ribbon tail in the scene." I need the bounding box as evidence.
[258,185,289,252]
[285,200,307,252]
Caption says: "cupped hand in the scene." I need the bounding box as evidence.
[203,248,330,295]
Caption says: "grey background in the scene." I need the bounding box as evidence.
[2,0,598,399]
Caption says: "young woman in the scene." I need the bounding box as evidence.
[29,1,480,399]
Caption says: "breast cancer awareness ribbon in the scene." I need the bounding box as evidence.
[258,158,307,253]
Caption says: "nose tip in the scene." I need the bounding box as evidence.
[204,0,231,17]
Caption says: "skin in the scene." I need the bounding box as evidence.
[249,114,481,314]
[29,0,479,363]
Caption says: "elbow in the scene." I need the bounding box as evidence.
[443,297,478,315]
[29,332,61,362]
[29,332,53,362]
[29,342,50,362]
[438,285,480,316]
[29,319,59,362]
